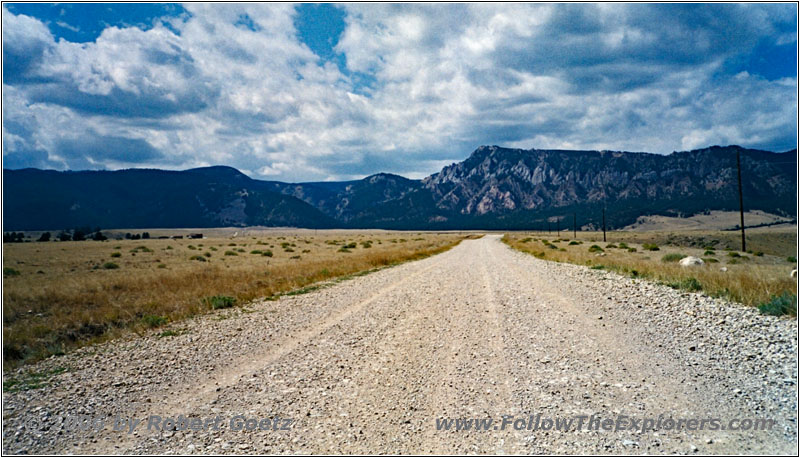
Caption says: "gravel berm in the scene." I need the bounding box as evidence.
[3,235,796,454]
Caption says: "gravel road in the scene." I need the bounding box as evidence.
[3,235,797,454]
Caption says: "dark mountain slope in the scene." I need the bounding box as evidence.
[3,167,334,230]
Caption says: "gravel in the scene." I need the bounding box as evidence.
[3,235,796,454]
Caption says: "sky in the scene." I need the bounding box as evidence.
[2,3,797,182]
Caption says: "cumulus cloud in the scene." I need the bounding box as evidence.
[2,3,797,182]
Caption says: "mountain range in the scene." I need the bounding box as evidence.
[3,145,796,231]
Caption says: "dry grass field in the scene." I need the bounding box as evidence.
[3,230,468,367]
[503,227,797,316]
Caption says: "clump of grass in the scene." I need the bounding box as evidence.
[606,243,618,249]
[262,250,273,257]
[204,295,237,310]
[667,277,702,292]
[788,256,797,263]
[568,241,580,245]
[110,252,121,258]
[338,247,351,253]
[190,255,207,262]
[4,267,21,277]
[703,258,719,263]
[627,247,637,253]
[661,253,685,263]
[704,250,715,256]
[141,314,168,328]
[3,367,68,393]
[642,243,660,251]
[102,262,120,270]
[157,264,167,269]
[588,245,604,253]
[758,292,797,317]
[617,242,628,249]
[590,265,605,270]
[728,252,741,258]
[159,329,183,338]
[250,250,262,255]
[224,250,238,256]
[521,237,532,243]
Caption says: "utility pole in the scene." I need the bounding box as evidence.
[573,213,577,239]
[737,150,746,252]
[556,218,559,234]
[602,207,607,242]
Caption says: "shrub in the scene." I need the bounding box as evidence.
[588,245,604,253]
[753,251,764,257]
[102,262,119,270]
[141,315,168,328]
[568,241,580,245]
[627,247,637,253]
[702,258,719,263]
[190,255,207,262]
[262,250,273,257]
[157,264,167,269]
[110,252,121,258]
[788,256,797,263]
[728,252,741,258]
[204,252,212,258]
[250,250,262,255]
[643,243,660,251]
[205,295,236,310]
[521,237,532,243]
[590,265,605,270]
[617,242,628,249]
[224,251,238,256]
[3,267,21,276]
[758,292,797,317]
[606,243,618,249]
[703,250,715,256]
[667,277,702,292]
[338,247,351,253]
[661,253,685,263]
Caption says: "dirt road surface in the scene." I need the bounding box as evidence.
[3,235,797,454]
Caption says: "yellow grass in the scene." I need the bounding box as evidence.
[3,231,467,367]
[503,230,797,315]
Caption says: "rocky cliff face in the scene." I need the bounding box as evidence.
[421,145,796,221]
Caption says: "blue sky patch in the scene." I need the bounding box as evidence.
[5,3,187,42]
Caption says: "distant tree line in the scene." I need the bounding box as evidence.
[2,227,154,243]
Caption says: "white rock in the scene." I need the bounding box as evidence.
[791,269,797,278]
[679,256,704,267]
[719,267,728,272]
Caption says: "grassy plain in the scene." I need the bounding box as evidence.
[503,227,797,316]
[3,230,467,367]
